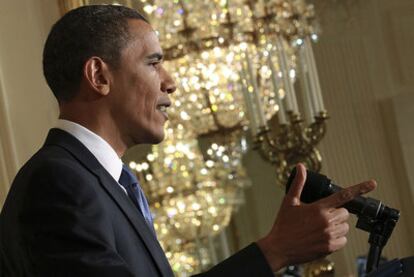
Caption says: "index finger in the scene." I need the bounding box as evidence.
[317,180,377,208]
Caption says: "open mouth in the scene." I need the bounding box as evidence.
[156,104,170,119]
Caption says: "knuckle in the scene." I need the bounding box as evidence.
[340,190,353,202]
[343,223,350,233]
[323,241,335,253]
[342,208,350,219]
[338,207,348,215]
[322,227,334,240]
[330,237,347,252]
[327,242,336,253]
[336,207,350,221]
[320,213,331,226]
[360,181,375,194]
[322,228,331,239]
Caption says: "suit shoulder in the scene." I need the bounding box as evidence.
[17,144,91,181]
[9,145,99,207]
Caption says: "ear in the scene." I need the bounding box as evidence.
[83,57,112,96]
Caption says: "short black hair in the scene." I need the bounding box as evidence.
[43,5,148,102]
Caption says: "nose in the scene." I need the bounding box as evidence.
[161,66,176,94]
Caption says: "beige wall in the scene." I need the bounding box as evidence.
[0,0,413,276]
[314,0,414,274]
[231,0,414,275]
[0,0,60,205]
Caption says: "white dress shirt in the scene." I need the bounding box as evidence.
[55,119,126,193]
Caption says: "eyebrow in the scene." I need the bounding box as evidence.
[145,52,164,62]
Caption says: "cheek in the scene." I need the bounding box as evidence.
[134,82,159,120]
[140,77,161,115]
[123,67,161,119]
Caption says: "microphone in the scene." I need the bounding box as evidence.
[285,168,399,222]
[286,167,400,273]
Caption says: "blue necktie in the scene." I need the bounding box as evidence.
[119,164,155,233]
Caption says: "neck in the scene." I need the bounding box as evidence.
[59,103,128,157]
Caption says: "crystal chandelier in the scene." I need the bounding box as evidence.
[127,122,250,274]
[148,0,328,183]
[129,122,249,238]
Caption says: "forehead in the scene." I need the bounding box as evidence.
[124,19,162,57]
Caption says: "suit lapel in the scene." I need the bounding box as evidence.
[95,167,173,276]
[44,129,173,277]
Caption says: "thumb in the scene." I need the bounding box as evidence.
[285,163,307,206]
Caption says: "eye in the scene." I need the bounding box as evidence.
[149,61,161,68]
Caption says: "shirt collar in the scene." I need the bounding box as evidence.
[55,119,123,182]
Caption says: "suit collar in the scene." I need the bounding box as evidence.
[55,120,123,182]
[45,128,103,172]
[44,129,173,276]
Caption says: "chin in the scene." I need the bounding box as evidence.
[150,135,165,144]
[131,124,166,145]
[144,130,165,145]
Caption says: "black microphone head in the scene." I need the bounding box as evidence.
[286,167,336,203]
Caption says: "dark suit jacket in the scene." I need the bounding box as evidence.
[0,129,273,276]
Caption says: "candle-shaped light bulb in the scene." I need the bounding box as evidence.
[276,36,298,113]
[239,64,258,135]
[267,48,287,125]
[305,37,325,113]
[298,44,315,124]
[245,49,267,129]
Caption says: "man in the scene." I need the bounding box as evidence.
[0,5,376,276]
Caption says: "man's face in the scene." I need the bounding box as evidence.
[109,19,176,146]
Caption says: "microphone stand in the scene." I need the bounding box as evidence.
[354,206,400,274]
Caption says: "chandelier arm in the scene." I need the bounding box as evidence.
[308,148,323,172]
[203,89,227,130]
[198,123,244,140]
[244,0,261,46]
[176,0,202,57]
[306,112,328,145]
[200,87,245,134]
[223,0,235,41]
[178,0,190,34]
[308,123,326,145]
[253,126,288,165]
[253,113,324,184]
[292,118,313,150]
